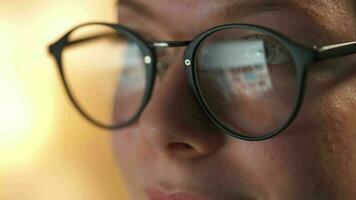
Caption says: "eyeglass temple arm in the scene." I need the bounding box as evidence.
[49,32,129,55]
[62,33,119,48]
[316,41,356,61]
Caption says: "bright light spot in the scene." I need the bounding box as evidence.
[0,67,41,168]
[0,79,30,143]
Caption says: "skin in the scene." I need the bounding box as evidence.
[113,0,356,199]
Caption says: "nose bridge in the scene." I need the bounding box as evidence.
[138,47,225,160]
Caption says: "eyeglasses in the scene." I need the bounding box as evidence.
[48,22,356,141]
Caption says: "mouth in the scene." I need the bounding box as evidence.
[145,187,209,200]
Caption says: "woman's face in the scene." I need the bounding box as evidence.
[113,0,356,199]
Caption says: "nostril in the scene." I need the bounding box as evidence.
[168,142,193,151]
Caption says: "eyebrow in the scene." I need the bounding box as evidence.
[223,0,300,20]
[118,0,301,21]
[118,0,155,19]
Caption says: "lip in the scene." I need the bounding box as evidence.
[145,187,208,200]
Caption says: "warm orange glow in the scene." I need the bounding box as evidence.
[0,67,51,168]
[0,1,130,199]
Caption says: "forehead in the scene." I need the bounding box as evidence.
[118,0,348,43]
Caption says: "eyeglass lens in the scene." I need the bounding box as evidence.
[62,24,147,127]
[195,28,298,137]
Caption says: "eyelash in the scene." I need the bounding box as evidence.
[247,34,291,64]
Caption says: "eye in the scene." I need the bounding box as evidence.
[244,34,291,65]
[264,39,290,65]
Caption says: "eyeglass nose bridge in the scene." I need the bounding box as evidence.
[148,41,191,48]
[144,41,192,66]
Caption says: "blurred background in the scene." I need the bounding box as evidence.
[0,0,131,199]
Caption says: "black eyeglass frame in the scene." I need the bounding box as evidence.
[49,22,356,141]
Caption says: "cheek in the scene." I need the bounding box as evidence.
[225,125,354,198]
[225,136,320,196]
[300,59,356,135]
[113,126,146,178]
[113,128,135,173]
[307,69,356,190]
[113,125,159,176]
[113,126,154,199]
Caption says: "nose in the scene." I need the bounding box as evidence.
[139,51,224,159]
